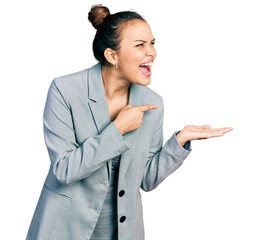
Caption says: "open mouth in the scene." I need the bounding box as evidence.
[139,62,153,77]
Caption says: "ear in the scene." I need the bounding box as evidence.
[104,48,118,66]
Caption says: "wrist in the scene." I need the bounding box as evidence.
[113,120,125,135]
[176,130,188,147]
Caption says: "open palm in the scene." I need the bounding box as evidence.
[176,125,233,146]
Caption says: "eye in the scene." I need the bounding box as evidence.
[136,43,144,47]
[151,41,155,45]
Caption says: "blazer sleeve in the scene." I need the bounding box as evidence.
[43,79,129,186]
[140,97,192,192]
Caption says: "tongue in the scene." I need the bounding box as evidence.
[139,66,151,77]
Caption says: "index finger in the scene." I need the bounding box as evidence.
[136,105,158,112]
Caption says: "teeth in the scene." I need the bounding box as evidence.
[140,62,153,67]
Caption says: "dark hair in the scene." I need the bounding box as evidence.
[88,4,146,63]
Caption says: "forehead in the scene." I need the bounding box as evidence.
[119,20,154,42]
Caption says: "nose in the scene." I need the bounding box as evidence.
[146,43,156,57]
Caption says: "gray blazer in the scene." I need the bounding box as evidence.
[26,63,192,240]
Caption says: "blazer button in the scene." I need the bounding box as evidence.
[120,216,126,223]
[119,190,125,197]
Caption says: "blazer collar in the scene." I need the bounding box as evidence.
[87,63,142,180]
[88,63,105,102]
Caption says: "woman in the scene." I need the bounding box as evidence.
[26,4,232,240]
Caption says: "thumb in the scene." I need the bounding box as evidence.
[202,125,211,130]
[123,104,133,109]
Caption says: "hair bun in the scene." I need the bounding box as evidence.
[88,4,110,29]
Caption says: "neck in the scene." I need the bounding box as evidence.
[101,63,131,101]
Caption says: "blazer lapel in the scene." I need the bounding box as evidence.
[118,83,141,181]
[88,63,110,133]
[87,63,141,180]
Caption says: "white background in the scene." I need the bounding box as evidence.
[1,0,257,239]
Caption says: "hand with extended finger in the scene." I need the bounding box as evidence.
[176,125,233,147]
[113,104,158,135]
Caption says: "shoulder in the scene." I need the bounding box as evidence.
[51,68,89,93]
[137,84,164,109]
[47,64,98,105]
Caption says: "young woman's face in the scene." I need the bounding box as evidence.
[116,20,157,86]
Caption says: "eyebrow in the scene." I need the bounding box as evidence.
[133,38,155,43]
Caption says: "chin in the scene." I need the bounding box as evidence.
[138,77,151,86]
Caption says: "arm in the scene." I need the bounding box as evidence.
[140,98,192,192]
[43,79,129,186]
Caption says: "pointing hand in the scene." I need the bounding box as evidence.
[113,104,158,135]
